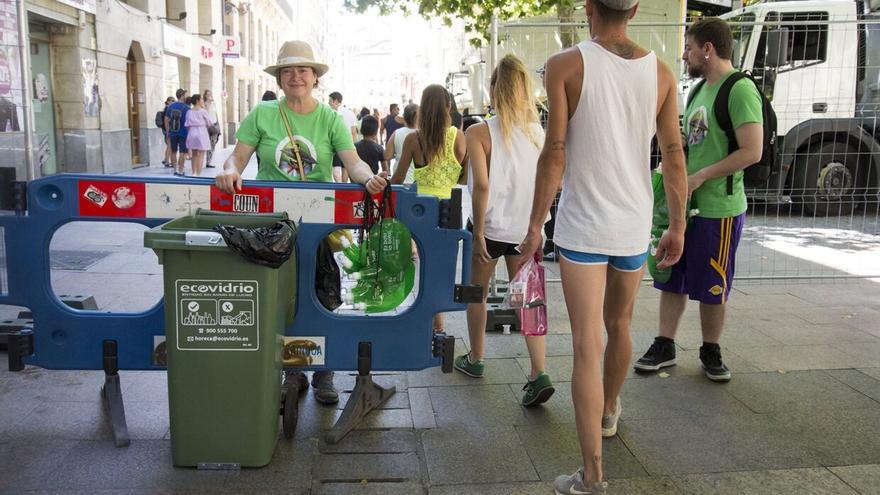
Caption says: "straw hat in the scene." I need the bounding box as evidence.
[263,40,329,78]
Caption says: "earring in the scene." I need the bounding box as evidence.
[704,55,709,60]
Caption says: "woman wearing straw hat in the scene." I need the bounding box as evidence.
[216,40,388,405]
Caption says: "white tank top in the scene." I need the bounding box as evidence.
[554,40,658,256]
[392,127,416,183]
[469,116,546,244]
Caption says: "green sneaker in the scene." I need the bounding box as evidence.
[453,353,484,378]
[521,372,555,407]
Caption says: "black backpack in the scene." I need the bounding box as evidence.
[155,110,165,129]
[168,106,183,133]
[687,71,778,193]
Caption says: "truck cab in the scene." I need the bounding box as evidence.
[715,0,880,215]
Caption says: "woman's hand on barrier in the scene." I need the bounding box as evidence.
[365,171,388,194]
[215,168,243,194]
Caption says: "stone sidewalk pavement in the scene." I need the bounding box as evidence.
[1,160,879,493]
[2,275,879,494]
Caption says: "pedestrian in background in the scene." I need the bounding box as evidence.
[383,103,405,145]
[164,89,189,176]
[184,94,213,177]
[355,115,388,174]
[159,96,174,167]
[455,55,554,409]
[392,84,466,333]
[636,17,763,383]
[203,89,220,168]
[383,103,418,183]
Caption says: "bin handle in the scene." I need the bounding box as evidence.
[193,208,288,221]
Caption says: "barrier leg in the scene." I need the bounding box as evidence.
[100,340,130,448]
[325,342,395,445]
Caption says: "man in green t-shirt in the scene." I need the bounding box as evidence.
[635,18,764,383]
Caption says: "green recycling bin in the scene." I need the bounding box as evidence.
[144,209,297,468]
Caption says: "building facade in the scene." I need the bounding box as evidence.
[0,0,313,184]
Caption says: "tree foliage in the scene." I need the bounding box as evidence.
[344,0,580,48]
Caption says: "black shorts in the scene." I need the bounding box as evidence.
[467,221,521,259]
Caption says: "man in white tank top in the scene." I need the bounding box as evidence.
[517,1,688,493]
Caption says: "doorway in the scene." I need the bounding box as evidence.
[126,48,140,164]
[29,39,56,175]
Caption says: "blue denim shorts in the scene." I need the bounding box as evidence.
[558,247,648,272]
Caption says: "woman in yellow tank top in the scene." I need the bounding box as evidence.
[392,84,466,332]
[392,84,466,199]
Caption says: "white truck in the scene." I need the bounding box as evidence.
[718,0,880,215]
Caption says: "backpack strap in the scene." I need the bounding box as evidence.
[714,71,747,195]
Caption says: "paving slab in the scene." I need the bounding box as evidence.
[775,406,880,466]
[408,387,436,429]
[724,370,880,414]
[515,423,648,481]
[2,368,106,402]
[223,437,315,492]
[616,375,752,421]
[619,413,820,475]
[429,384,528,428]
[319,430,418,454]
[313,452,420,482]
[672,467,859,495]
[828,464,880,495]
[421,426,538,485]
[825,369,880,403]
[50,439,229,491]
[428,477,683,495]
[5,400,114,441]
[759,322,880,346]
[729,344,859,372]
[121,371,169,403]
[831,340,880,368]
[0,439,80,492]
[317,481,425,494]
[860,367,880,380]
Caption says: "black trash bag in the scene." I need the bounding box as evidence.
[315,238,342,310]
[213,220,298,268]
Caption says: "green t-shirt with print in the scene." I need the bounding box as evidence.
[684,71,763,218]
[236,99,354,182]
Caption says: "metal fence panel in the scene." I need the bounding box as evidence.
[498,18,880,280]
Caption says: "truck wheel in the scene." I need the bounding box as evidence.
[792,142,861,216]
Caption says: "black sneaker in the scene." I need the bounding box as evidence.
[311,370,339,405]
[634,336,676,372]
[699,343,731,382]
[284,370,309,394]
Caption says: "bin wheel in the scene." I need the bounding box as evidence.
[282,381,299,439]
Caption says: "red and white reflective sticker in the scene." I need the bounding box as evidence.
[333,189,395,225]
[144,183,211,218]
[211,185,274,213]
[273,188,334,223]
[78,181,146,218]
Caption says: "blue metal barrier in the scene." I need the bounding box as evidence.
[0,174,473,373]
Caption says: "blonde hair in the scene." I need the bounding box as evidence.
[490,55,541,149]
